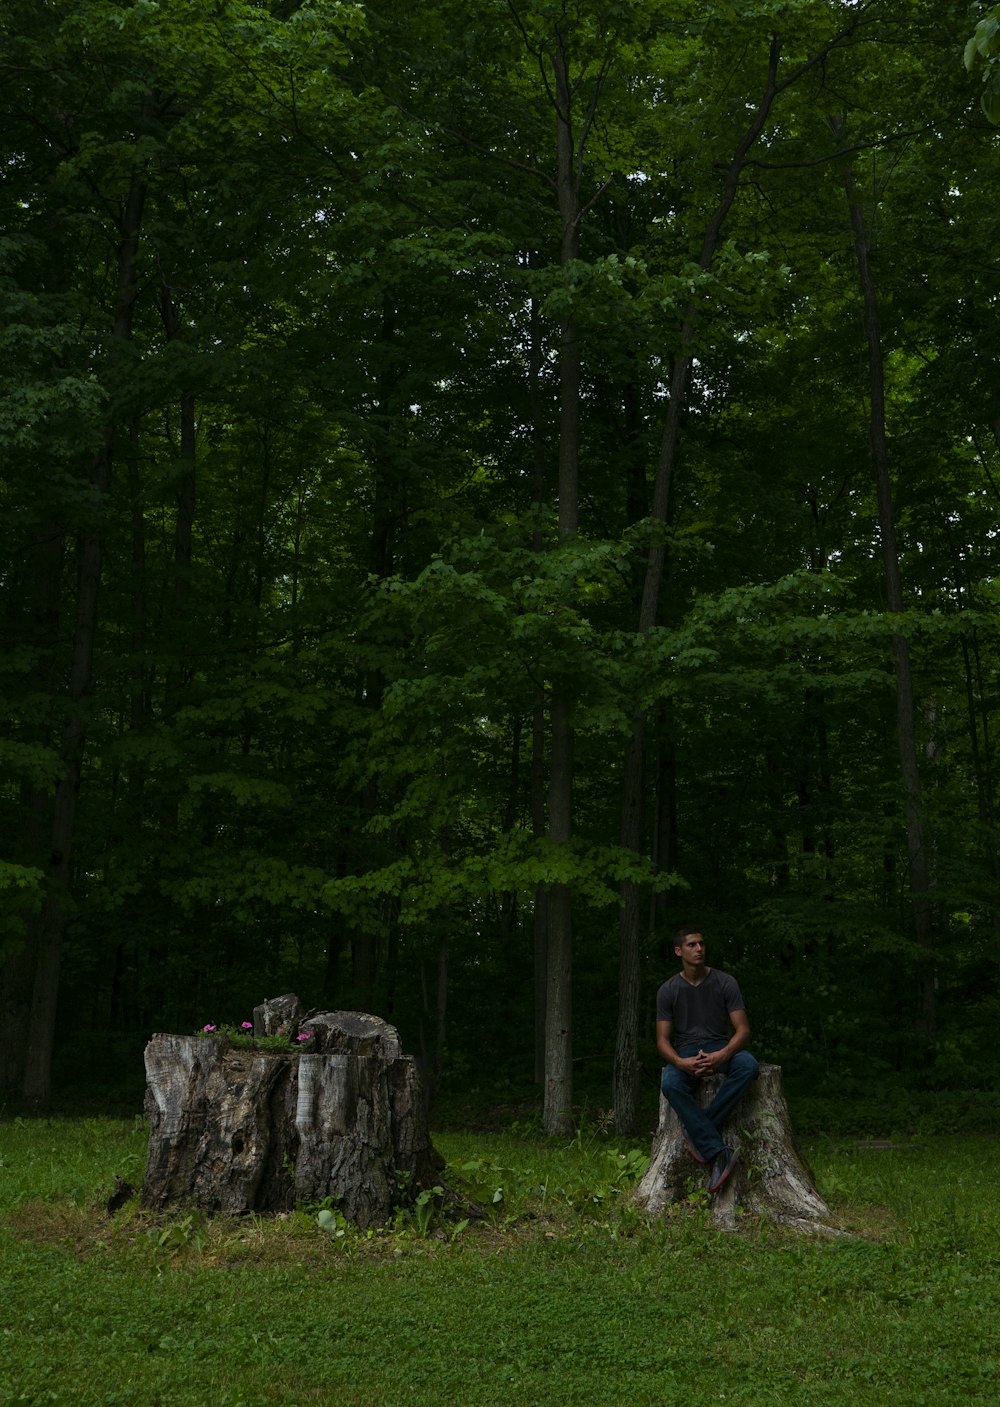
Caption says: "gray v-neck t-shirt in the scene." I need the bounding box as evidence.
[655,969,746,1048]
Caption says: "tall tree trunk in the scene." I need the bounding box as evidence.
[107,419,147,1035]
[542,38,583,1136]
[434,932,448,1100]
[352,298,403,1008]
[0,522,63,1094]
[22,180,147,1102]
[159,282,197,630]
[545,696,574,1133]
[158,283,197,665]
[612,720,645,1129]
[21,174,146,1106]
[150,287,197,1026]
[945,521,1000,905]
[532,698,549,1085]
[126,419,149,770]
[527,287,550,1085]
[841,146,934,1034]
[964,626,1000,953]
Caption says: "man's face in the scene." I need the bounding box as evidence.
[675,932,705,966]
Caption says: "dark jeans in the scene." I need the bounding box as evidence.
[661,1041,759,1162]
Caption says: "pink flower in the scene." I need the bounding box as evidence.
[241,1022,253,1030]
[203,1024,216,1033]
[297,1031,314,1042]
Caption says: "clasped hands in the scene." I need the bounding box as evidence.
[680,1048,727,1076]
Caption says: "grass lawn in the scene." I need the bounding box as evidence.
[1,1116,998,1407]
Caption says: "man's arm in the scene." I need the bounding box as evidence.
[693,1008,751,1074]
[655,1018,704,1074]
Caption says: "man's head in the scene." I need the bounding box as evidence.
[673,926,705,965]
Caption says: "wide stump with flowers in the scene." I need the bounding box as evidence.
[141,995,445,1230]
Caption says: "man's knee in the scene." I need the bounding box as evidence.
[729,1050,759,1081]
[661,1066,689,1101]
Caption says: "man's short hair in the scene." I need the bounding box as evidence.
[673,925,702,948]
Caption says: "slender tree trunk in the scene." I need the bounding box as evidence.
[352,298,402,1007]
[0,521,64,1093]
[21,175,146,1106]
[159,283,197,627]
[545,697,574,1133]
[125,418,150,776]
[949,552,1000,945]
[542,39,582,1136]
[497,718,523,943]
[841,148,934,1034]
[21,517,103,1103]
[967,627,1000,956]
[156,270,198,996]
[968,630,998,839]
[612,721,645,1129]
[435,933,448,1096]
[105,419,147,1035]
[532,697,549,1084]
[527,287,551,1084]
[174,391,196,582]
[943,517,999,886]
[153,286,197,1027]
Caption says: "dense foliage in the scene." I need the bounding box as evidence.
[2,0,999,1123]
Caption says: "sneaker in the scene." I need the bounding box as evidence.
[707,1145,738,1193]
[685,1139,708,1166]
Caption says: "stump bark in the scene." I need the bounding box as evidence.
[142,1003,445,1229]
[632,1063,835,1232]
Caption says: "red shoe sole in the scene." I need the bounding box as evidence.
[708,1156,738,1193]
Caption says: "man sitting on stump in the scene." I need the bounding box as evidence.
[655,926,759,1194]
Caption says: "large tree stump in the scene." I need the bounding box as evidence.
[632,1064,836,1233]
[142,1002,445,1229]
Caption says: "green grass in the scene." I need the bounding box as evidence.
[2,1118,999,1406]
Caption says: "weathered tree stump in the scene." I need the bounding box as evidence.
[632,1064,836,1233]
[142,1000,446,1229]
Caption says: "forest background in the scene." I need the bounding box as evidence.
[3,0,1000,1137]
